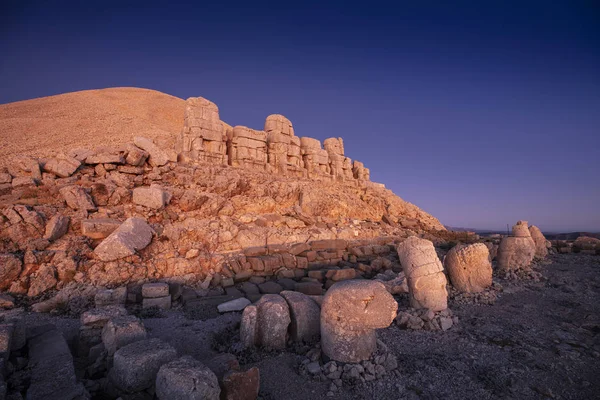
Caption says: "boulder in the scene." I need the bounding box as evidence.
[240,305,258,348]
[133,185,170,209]
[529,225,548,258]
[109,338,177,393]
[142,282,170,298]
[27,265,57,297]
[156,356,220,400]
[143,296,172,310]
[94,217,153,261]
[280,290,320,343]
[497,236,536,272]
[59,185,97,211]
[321,280,397,363]
[102,315,147,356]
[81,306,128,327]
[125,144,149,166]
[255,294,291,349]
[43,215,70,241]
[133,137,169,167]
[396,237,448,311]
[0,254,22,291]
[444,243,492,293]
[43,154,81,177]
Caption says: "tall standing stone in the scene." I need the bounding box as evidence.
[529,225,549,258]
[396,237,448,311]
[497,221,536,272]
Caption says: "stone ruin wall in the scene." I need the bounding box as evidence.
[178,97,371,183]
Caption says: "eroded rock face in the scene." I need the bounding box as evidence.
[321,280,397,363]
[300,137,331,178]
[396,237,448,311]
[0,254,22,291]
[529,225,548,258]
[156,356,221,400]
[179,97,227,165]
[324,137,353,180]
[94,217,153,261]
[444,243,492,293]
[229,126,268,170]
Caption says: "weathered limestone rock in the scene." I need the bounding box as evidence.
[300,137,330,177]
[444,243,492,293]
[574,236,600,251]
[497,237,536,272]
[95,287,127,306]
[94,217,153,261]
[142,282,169,298]
[179,97,227,165]
[14,205,45,232]
[512,220,531,237]
[133,185,170,209]
[44,215,70,241]
[85,150,125,165]
[102,315,147,356]
[265,114,304,176]
[13,155,42,180]
[143,296,172,310]
[396,237,448,311]
[280,290,320,343]
[324,137,353,180]
[43,153,81,177]
[156,356,221,400]
[81,306,128,327]
[321,280,397,363]
[125,144,149,166]
[0,254,22,291]
[352,160,370,181]
[497,221,537,271]
[27,328,88,400]
[240,294,291,350]
[134,136,169,167]
[27,265,57,297]
[529,225,548,258]
[60,185,97,211]
[228,126,268,169]
[109,338,177,393]
[240,305,257,348]
[81,218,121,239]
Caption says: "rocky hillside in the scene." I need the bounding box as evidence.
[0,87,185,168]
[0,89,445,299]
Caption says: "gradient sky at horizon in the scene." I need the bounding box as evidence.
[1,1,599,232]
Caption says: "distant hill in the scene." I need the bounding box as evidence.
[544,232,600,241]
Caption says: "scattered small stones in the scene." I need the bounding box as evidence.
[395,308,458,331]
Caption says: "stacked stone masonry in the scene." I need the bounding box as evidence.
[179,97,370,182]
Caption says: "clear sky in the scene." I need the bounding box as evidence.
[1,1,599,232]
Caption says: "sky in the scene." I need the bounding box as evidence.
[1,0,599,232]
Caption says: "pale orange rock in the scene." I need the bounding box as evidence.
[396,237,448,311]
[321,280,397,363]
[444,243,492,293]
[528,225,548,258]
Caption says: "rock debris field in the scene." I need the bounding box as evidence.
[0,89,599,399]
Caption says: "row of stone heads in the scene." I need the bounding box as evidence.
[179,97,371,180]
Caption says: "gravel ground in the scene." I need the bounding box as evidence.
[8,253,600,399]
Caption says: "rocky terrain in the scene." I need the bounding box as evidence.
[0,89,598,399]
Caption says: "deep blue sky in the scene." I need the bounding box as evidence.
[1,1,599,232]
